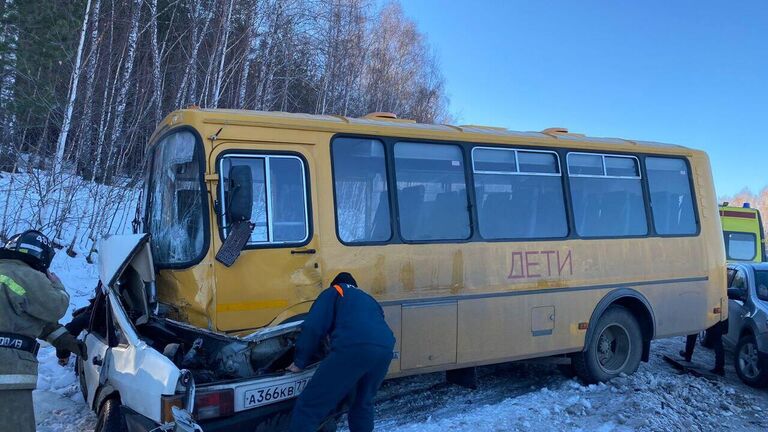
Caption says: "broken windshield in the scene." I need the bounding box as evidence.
[146,130,206,266]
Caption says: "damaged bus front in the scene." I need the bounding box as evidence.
[79,234,330,431]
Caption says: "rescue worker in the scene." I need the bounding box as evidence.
[0,230,86,432]
[56,288,97,365]
[287,272,395,432]
[680,319,728,376]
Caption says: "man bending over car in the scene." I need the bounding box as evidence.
[287,272,395,432]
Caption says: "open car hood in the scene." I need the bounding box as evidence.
[98,233,153,288]
[98,233,154,325]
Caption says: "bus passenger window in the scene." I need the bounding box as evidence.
[220,155,309,245]
[645,157,697,235]
[332,138,391,243]
[568,153,647,237]
[394,142,470,241]
[472,147,567,239]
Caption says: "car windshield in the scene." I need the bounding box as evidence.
[145,131,206,266]
[753,270,768,302]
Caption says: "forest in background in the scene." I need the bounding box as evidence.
[0,0,449,247]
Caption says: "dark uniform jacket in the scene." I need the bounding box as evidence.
[0,259,69,390]
[293,283,395,369]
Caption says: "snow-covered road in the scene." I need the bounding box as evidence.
[367,338,768,431]
[31,253,768,432]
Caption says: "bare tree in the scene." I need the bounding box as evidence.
[53,0,93,176]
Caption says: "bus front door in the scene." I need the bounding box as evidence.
[214,150,321,331]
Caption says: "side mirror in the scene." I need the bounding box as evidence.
[727,287,745,301]
[216,165,254,267]
[227,165,253,223]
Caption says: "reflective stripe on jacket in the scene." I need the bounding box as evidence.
[0,259,69,386]
[0,373,38,390]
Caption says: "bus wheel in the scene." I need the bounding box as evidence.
[574,305,642,384]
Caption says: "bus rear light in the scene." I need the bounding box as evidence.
[713,307,722,314]
[578,322,588,330]
[195,389,235,420]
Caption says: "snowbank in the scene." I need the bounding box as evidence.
[367,338,768,432]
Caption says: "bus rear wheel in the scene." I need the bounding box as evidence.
[574,305,642,384]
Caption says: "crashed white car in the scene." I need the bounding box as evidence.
[78,234,331,431]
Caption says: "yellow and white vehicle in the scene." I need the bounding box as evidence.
[85,108,727,429]
[720,204,766,262]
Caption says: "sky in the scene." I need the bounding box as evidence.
[399,0,768,197]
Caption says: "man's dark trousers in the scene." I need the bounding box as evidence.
[683,320,727,372]
[289,344,392,432]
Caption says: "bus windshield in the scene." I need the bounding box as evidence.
[146,130,205,265]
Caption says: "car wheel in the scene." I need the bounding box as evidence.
[734,334,768,388]
[573,305,643,384]
[95,398,129,432]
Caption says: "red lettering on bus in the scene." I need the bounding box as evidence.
[557,250,573,276]
[508,252,525,279]
[541,250,556,275]
[508,249,573,280]
[525,251,541,278]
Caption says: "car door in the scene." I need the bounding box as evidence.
[725,267,748,346]
[80,291,112,408]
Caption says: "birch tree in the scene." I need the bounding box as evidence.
[52,0,92,177]
[174,0,214,108]
[150,0,162,123]
[211,0,234,108]
[105,0,142,180]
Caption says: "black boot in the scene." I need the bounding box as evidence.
[710,367,725,377]
[679,350,692,362]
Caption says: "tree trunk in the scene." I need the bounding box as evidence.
[150,0,162,123]
[104,0,141,183]
[212,0,234,108]
[53,0,92,176]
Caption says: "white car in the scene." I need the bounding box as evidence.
[78,234,329,431]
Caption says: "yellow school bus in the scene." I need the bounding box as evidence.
[140,108,726,383]
[719,204,765,262]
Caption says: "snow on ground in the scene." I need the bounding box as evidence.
[32,250,768,431]
[363,338,768,432]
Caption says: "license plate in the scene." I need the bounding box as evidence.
[243,378,309,408]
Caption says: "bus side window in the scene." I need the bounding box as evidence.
[567,153,647,237]
[645,157,697,235]
[393,142,470,241]
[332,138,392,243]
[472,147,567,239]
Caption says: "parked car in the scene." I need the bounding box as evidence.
[722,262,768,387]
[78,234,334,431]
